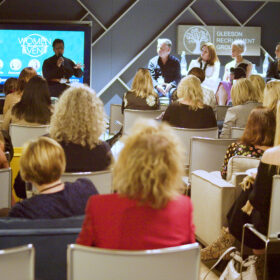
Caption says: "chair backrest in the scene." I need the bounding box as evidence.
[9,124,50,147]
[0,168,12,208]
[109,104,123,135]
[215,105,231,122]
[172,127,219,165]
[231,127,244,139]
[123,109,164,135]
[190,137,234,174]
[61,170,112,194]
[67,243,200,280]
[268,175,280,238]
[0,244,34,280]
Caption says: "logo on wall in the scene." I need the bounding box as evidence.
[28,59,40,70]
[19,34,51,58]
[0,59,3,70]
[183,26,211,54]
[10,59,22,71]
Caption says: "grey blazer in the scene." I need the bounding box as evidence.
[220,101,262,139]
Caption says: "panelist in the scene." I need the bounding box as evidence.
[42,39,83,97]
[266,42,280,82]
[148,38,181,101]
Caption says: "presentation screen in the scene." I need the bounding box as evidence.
[0,22,91,90]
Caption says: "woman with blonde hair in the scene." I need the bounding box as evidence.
[9,137,98,219]
[220,78,261,138]
[263,80,280,113]
[188,42,220,92]
[77,120,195,249]
[122,68,159,113]
[49,83,111,172]
[162,75,216,128]
[3,67,37,115]
[249,74,265,103]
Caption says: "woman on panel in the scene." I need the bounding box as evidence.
[188,42,220,92]
[249,74,265,103]
[162,75,217,128]
[77,120,195,249]
[121,68,159,113]
[263,80,280,114]
[3,67,37,115]
[223,40,252,82]
[266,42,280,81]
[9,137,98,219]
[49,83,112,172]
[220,78,261,138]
[221,107,275,179]
[2,75,51,131]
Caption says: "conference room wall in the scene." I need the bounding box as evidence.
[1,0,280,115]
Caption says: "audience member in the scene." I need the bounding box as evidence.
[220,78,261,138]
[249,74,265,103]
[121,68,159,113]
[223,40,252,82]
[266,42,280,81]
[76,120,195,249]
[3,78,17,96]
[2,75,51,131]
[49,83,112,172]
[263,80,280,114]
[0,132,9,169]
[9,137,98,219]
[3,67,36,115]
[162,75,217,128]
[221,107,275,179]
[188,42,220,92]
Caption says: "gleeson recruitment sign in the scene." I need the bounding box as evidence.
[177,25,261,56]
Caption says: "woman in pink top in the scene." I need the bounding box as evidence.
[77,120,195,250]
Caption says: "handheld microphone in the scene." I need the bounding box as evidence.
[58,53,64,66]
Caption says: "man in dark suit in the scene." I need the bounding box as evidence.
[266,42,280,82]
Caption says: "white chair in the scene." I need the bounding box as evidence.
[172,127,219,166]
[61,170,112,194]
[123,109,164,135]
[231,127,245,139]
[191,156,261,246]
[241,175,280,280]
[67,243,200,280]
[109,104,123,135]
[0,244,35,280]
[9,124,50,147]
[0,168,12,208]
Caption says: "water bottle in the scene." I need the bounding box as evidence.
[180,51,187,76]
[263,52,269,75]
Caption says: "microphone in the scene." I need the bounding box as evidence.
[58,53,64,66]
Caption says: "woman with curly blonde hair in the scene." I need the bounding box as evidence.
[49,83,112,172]
[77,119,195,249]
[263,80,280,114]
[249,74,265,103]
[162,75,216,128]
[121,68,159,113]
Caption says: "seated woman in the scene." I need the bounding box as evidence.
[162,75,217,128]
[9,137,98,219]
[76,120,195,249]
[2,75,51,131]
[263,80,280,114]
[266,42,280,82]
[188,42,220,92]
[223,40,252,82]
[3,67,37,116]
[249,74,265,103]
[221,107,275,179]
[121,68,159,113]
[220,78,261,138]
[49,83,112,172]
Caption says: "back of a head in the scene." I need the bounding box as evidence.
[20,137,66,186]
[233,64,247,80]
[274,101,280,146]
[3,78,18,96]
[113,120,185,209]
[249,75,265,103]
[17,67,37,92]
[231,78,258,106]
[177,75,204,110]
[49,83,106,149]
[263,80,280,112]
[188,67,205,83]
[241,106,275,147]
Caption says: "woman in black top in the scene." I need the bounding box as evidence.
[162,75,217,128]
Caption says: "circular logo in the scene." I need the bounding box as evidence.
[28,59,40,70]
[183,26,211,54]
[21,34,49,58]
[0,59,3,69]
[10,59,22,71]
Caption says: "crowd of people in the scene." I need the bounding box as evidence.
[1,37,280,279]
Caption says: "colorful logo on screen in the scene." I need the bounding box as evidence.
[19,34,51,57]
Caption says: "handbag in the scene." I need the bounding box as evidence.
[203,247,257,280]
